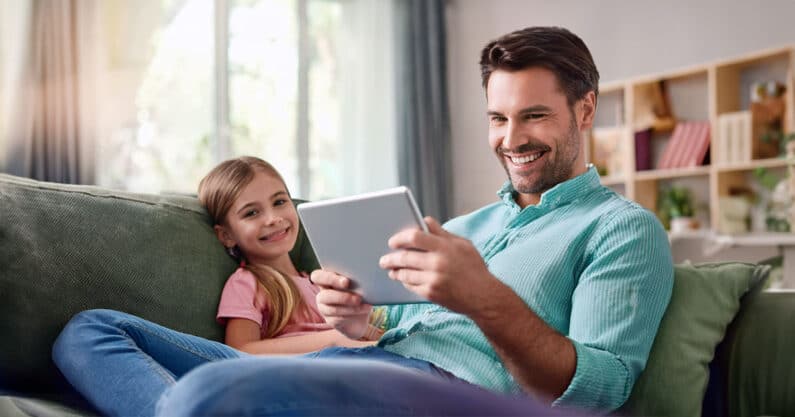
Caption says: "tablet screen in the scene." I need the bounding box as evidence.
[297,186,428,304]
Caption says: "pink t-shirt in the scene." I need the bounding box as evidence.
[216,267,332,338]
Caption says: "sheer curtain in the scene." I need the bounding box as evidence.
[2,0,99,184]
[0,1,31,170]
[324,0,399,197]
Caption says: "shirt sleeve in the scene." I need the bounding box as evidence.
[553,207,674,411]
[216,268,267,327]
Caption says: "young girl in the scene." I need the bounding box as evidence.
[200,156,378,353]
[52,156,378,417]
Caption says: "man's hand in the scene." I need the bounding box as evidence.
[379,217,500,317]
[312,270,373,340]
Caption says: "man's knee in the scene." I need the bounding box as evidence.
[156,358,298,416]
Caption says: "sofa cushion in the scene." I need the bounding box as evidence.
[721,290,795,417]
[621,261,770,417]
[0,174,318,396]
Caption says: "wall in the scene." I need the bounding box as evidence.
[446,0,795,216]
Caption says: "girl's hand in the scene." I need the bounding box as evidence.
[312,270,373,340]
[335,334,377,348]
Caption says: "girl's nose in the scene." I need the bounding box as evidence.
[265,215,284,226]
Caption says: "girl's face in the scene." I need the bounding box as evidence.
[214,169,299,267]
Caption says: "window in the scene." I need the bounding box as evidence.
[94,0,397,198]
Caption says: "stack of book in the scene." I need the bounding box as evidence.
[657,121,711,169]
[716,111,752,165]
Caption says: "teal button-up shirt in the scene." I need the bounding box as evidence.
[379,166,674,412]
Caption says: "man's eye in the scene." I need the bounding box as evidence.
[526,113,545,120]
[489,116,507,124]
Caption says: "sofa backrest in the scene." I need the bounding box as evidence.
[0,174,318,395]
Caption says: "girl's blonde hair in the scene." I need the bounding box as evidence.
[198,156,308,338]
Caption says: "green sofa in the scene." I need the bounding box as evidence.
[1,173,793,417]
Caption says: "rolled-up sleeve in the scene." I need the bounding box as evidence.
[553,207,673,411]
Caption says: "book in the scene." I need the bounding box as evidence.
[717,111,751,165]
[658,121,711,169]
[681,121,711,167]
[635,129,652,171]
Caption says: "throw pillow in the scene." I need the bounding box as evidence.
[621,261,770,417]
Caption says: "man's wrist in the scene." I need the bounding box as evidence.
[468,279,520,325]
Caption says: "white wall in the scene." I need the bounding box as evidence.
[446,0,795,216]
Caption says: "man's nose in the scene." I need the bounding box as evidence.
[503,120,523,150]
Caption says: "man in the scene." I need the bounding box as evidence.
[157,26,673,416]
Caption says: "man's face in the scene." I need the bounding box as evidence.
[486,67,594,207]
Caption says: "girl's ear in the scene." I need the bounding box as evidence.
[214,224,236,248]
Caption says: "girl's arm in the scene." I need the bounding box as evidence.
[224,318,375,355]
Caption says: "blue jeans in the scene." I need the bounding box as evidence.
[154,353,579,417]
[52,309,245,417]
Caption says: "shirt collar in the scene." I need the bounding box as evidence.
[497,164,602,210]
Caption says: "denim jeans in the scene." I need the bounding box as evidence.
[155,348,579,417]
[52,309,245,417]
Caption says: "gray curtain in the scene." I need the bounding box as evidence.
[395,0,452,221]
[4,0,95,184]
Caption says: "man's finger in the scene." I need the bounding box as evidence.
[379,249,433,271]
[424,216,447,236]
[388,268,432,287]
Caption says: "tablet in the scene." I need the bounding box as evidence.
[297,186,428,305]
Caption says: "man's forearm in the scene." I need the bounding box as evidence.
[469,279,576,402]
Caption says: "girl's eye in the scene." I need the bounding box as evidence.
[244,209,258,218]
[274,199,287,206]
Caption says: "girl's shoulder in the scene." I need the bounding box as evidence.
[224,267,258,288]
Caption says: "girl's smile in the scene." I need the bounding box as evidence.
[260,226,290,242]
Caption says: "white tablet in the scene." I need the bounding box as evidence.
[297,186,428,305]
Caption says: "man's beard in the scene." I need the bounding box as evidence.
[500,116,581,195]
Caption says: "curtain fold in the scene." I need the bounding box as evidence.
[395,0,452,221]
[4,0,96,184]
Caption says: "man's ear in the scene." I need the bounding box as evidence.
[576,91,597,131]
[214,224,236,248]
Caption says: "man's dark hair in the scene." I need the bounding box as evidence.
[479,26,599,105]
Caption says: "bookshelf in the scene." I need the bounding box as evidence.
[588,45,795,233]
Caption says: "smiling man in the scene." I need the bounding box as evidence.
[157,27,674,416]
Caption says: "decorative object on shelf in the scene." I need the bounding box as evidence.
[657,121,711,169]
[590,126,626,177]
[718,192,752,234]
[752,167,781,232]
[716,111,752,165]
[767,179,791,232]
[751,80,787,159]
[657,186,696,232]
[634,80,676,132]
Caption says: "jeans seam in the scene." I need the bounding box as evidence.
[118,323,177,386]
[118,319,230,363]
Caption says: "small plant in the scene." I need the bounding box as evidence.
[760,130,795,156]
[657,186,694,230]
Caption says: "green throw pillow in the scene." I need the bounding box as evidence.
[621,262,770,417]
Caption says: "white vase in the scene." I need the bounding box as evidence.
[670,217,694,234]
